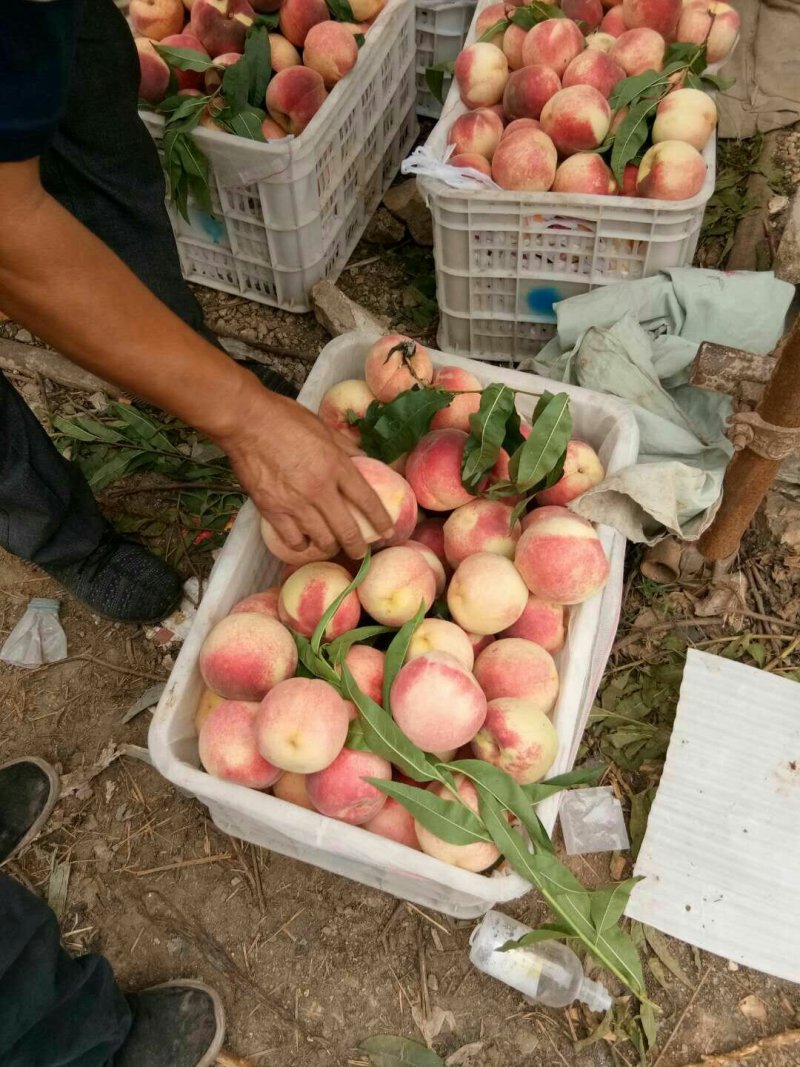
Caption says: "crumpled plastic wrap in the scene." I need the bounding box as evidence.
[0,598,67,668]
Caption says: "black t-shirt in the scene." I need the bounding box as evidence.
[0,0,81,161]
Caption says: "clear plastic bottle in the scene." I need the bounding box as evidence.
[469,910,612,1012]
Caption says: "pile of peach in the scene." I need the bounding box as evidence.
[446,0,737,198]
[193,335,611,873]
[133,0,384,138]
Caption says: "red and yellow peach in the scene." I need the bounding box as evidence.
[447,552,529,635]
[540,85,611,154]
[652,87,717,150]
[622,0,680,38]
[610,27,666,74]
[405,618,475,671]
[191,0,255,55]
[514,506,610,604]
[136,38,171,104]
[637,139,707,199]
[199,612,298,700]
[552,153,616,194]
[472,697,559,783]
[454,42,510,109]
[266,66,327,135]
[406,429,477,512]
[256,677,350,772]
[278,561,361,639]
[677,0,740,64]
[447,110,505,162]
[473,637,559,709]
[131,0,185,40]
[537,439,605,504]
[562,49,626,97]
[318,379,375,445]
[522,17,585,76]
[306,747,391,824]
[415,776,500,870]
[364,796,419,848]
[273,770,315,809]
[302,20,359,87]
[200,699,282,788]
[278,0,328,45]
[392,650,487,751]
[230,587,281,619]
[491,128,558,191]
[364,335,433,402]
[500,594,566,653]
[443,499,522,567]
[356,546,436,626]
[503,64,561,121]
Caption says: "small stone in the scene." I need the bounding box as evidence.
[363,206,405,246]
[15,329,32,343]
[728,960,740,971]
[310,280,390,338]
[383,179,433,246]
[769,195,789,215]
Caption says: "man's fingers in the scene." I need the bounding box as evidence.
[296,506,338,558]
[335,435,364,457]
[339,462,393,535]
[268,512,308,552]
[319,492,369,561]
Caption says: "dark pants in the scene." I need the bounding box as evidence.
[0,0,214,567]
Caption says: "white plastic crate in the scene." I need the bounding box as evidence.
[140,0,417,313]
[415,0,476,118]
[149,331,639,918]
[416,0,717,361]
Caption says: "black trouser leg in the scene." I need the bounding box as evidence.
[0,873,131,1067]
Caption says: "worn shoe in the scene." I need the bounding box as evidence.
[0,757,60,865]
[115,981,225,1067]
[41,531,184,624]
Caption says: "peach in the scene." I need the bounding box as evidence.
[537,439,605,504]
[472,698,559,784]
[652,86,717,150]
[447,110,505,162]
[521,18,585,77]
[195,687,225,733]
[136,38,171,104]
[200,699,282,788]
[260,516,337,566]
[603,0,623,6]
[601,4,627,33]
[503,23,528,70]
[159,33,209,91]
[364,335,433,402]
[621,161,639,195]
[302,21,358,87]
[349,0,384,20]
[476,3,509,46]
[199,612,298,700]
[273,771,315,809]
[447,552,529,635]
[269,33,302,71]
[502,117,542,138]
[405,618,475,670]
[454,43,509,110]
[677,1,740,64]
[266,66,327,135]
[349,455,418,547]
[500,594,566,653]
[585,30,617,51]
[610,27,665,74]
[391,651,487,751]
[540,85,611,154]
[356,546,436,626]
[256,677,350,772]
[131,0,185,40]
[204,51,240,92]
[230,587,281,618]
[402,539,446,596]
[467,632,495,657]
[562,49,626,97]
[338,21,370,35]
[562,0,603,32]
[449,153,493,176]
[364,796,419,848]
[622,0,680,38]
[279,561,361,639]
[318,378,376,445]
[443,499,521,567]
[637,139,706,199]
[552,152,616,194]
[413,518,448,571]
[191,0,255,56]
[306,748,391,824]
[429,366,483,433]
[503,65,561,121]
[473,637,559,708]
[491,128,557,191]
[278,0,328,45]
[340,643,385,717]
[514,506,610,604]
[406,429,476,512]
[415,776,500,871]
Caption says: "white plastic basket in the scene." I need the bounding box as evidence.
[149,331,639,919]
[140,0,417,313]
[416,0,717,361]
[415,0,477,118]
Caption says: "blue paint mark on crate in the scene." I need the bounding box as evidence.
[526,286,561,320]
[197,211,225,244]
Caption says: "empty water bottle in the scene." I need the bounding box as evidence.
[469,910,612,1012]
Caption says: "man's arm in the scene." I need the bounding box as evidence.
[0,159,391,558]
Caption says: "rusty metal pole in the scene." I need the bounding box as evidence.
[698,317,800,562]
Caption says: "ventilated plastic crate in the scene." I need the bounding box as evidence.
[140,0,417,313]
[416,0,717,361]
[415,0,476,118]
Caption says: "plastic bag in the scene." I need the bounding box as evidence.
[0,598,68,668]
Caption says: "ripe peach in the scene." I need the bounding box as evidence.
[503,64,561,121]
[131,0,185,40]
[447,552,529,635]
[540,85,611,154]
[491,128,558,191]
[340,643,385,717]
[552,153,615,193]
[677,1,740,63]
[443,499,522,567]
[473,637,559,709]
[502,117,542,138]
[637,139,706,199]
[302,20,359,87]
[391,651,487,751]
[230,587,281,619]
[402,539,446,595]
[136,38,171,104]
[191,0,255,56]
[467,632,495,657]
[349,455,418,547]
[364,796,419,848]
[429,366,482,433]
[260,516,337,566]
[413,518,448,570]
[279,561,361,639]
[256,677,350,772]
[621,161,639,195]
[476,3,509,46]
[562,0,603,32]
[266,66,327,135]
[199,612,298,700]
[610,27,665,74]
[585,30,617,51]
[503,23,528,70]
[652,86,717,150]
[405,618,475,670]
[159,33,209,91]
[195,687,225,733]
[415,776,500,871]
[306,748,391,824]
[447,110,504,162]
[537,439,605,504]
[200,699,282,788]
[203,51,240,92]
[356,545,436,626]
[521,17,585,77]
[601,4,627,33]
[454,43,509,110]
[364,335,433,402]
[472,698,559,783]
[500,594,566,653]
[273,771,315,809]
[318,378,375,445]
[622,0,680,38]
[349,0,384,20]
[562,49,626,97]
[449,153,493,176]
[406,429,476,512]
[514,506,610,604]
[278,0,328,45]
[269,33,302,71]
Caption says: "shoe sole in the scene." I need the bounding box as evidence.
[137,980,226,1067]
[0,757,60,867]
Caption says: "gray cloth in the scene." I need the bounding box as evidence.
[532,269,794,544]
